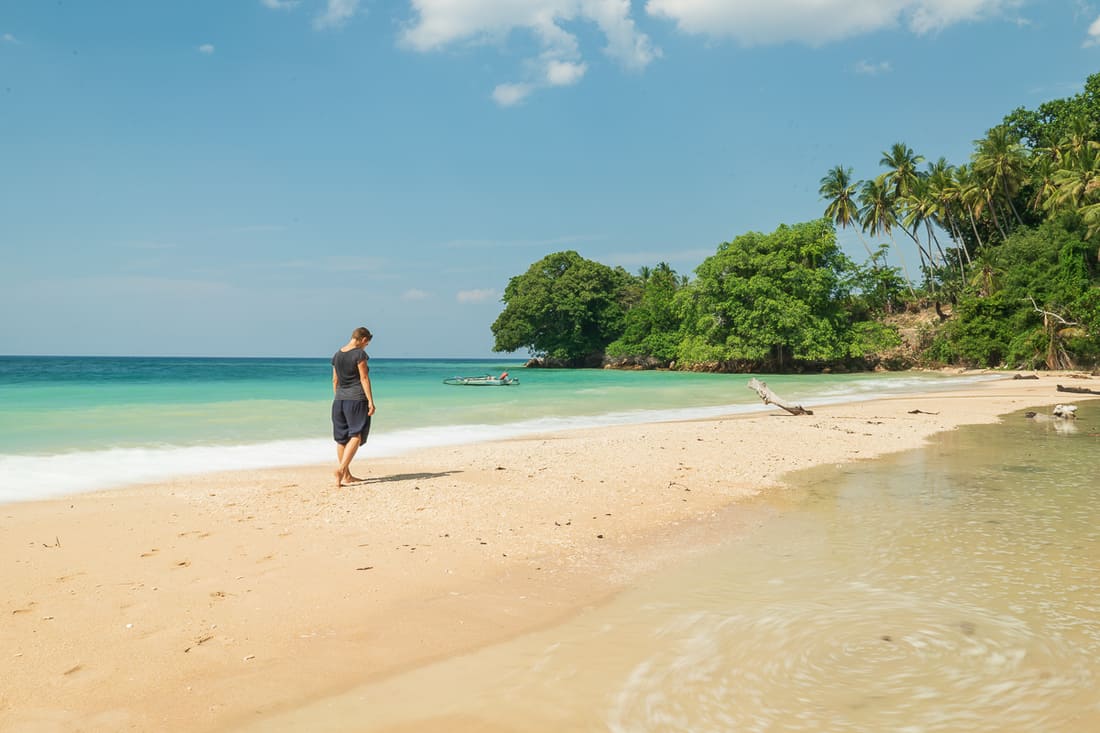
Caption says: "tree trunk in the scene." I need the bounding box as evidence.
[748,378,813,415]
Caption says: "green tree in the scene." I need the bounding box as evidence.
[677,219,861,370]
[1004,72,1100,150]
[606,262,685,362]
[973,125,1029,227]
[933,222,1098,368]
[491,251,633,364]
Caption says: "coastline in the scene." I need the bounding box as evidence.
[2,373,1096,732]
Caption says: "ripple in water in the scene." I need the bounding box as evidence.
[607,581,1092,733]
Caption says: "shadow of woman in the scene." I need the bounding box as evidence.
[359,471,463,485]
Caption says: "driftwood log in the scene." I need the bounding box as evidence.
[747,378,813,415]
[1057,384,1100,395]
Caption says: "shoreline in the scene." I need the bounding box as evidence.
[2,373,1096,732]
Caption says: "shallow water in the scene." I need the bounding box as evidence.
[263,403,1100,733]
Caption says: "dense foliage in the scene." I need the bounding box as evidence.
[672,220,897,370]
[491,251,633,365]
[491,75,1100,372]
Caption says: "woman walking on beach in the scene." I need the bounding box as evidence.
[331,327,375,488]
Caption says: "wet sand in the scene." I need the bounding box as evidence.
[1,372,1096,732]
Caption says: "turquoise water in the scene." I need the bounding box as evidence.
[0,355,998,502]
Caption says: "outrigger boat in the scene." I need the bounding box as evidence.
[443,371,519,386]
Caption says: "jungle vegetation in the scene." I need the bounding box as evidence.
[491,74,1100,371]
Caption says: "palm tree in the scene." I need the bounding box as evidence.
[973,125,1029,227]
[858,176,915,292]
[926,158,971,273]
[1057,116,1097,163]
[954,164,988,251]
[1049,145,1100,210]
[881,143,934,280]
[819,165,875,260]
[880,142,925,200]
[1028,154,1060,213]
[899,177,945,291]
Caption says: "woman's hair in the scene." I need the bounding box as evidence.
[351,327,373,341]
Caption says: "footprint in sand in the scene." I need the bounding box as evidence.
[140,549,159,558]
[174,560,191,569]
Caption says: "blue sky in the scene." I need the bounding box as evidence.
[2,1,1098,358]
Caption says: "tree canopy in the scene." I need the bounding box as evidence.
[491,250,633,365]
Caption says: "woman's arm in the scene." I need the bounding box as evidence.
[332,366,339,395]
[358,360,375,416]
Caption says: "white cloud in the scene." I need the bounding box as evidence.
[853,59,892,75]
[314,0,360,30]
[546,60,587,85]
[492,82,534,106]
[261,0,300,9]
[1086,14,1100,47]
[645,0,1020,45]
[401,288,432,301]
[2,33,18,43]
[456,288,497,304]
[198,43,215,54]
[402,0,659,103]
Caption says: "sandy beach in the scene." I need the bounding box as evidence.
[2,372,1096,732]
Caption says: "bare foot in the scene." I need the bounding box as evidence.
[344,474,365,483]
[333,468,343,489]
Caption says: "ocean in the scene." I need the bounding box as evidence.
[0,355,998,503]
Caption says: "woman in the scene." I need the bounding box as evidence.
[331,326,375,488]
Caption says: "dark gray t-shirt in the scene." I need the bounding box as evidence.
[332,349,368,401]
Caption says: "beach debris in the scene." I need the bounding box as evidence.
[184,635,214,653]
[908,409,939,415]
[41,536,61,549]
[747,378,813,415]
[1025,404,1079,420]
[355,566,374,571]
[1057,384,1100,395]
[1013,373,1040,380]
[1053,404,1078,419]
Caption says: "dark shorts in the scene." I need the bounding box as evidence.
[332,400,371,445]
